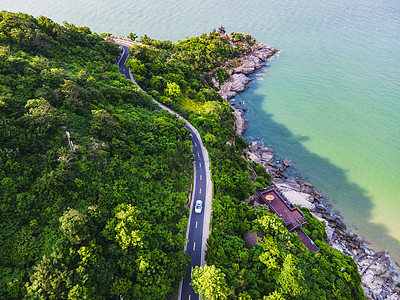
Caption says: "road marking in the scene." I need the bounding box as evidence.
[197,152,200,157]
[193,242,196,251]
[195,142,197,147]
[196,221,198,228]
[200,175,202,180]
[189,295,191,300]
[199,188,202,194]
[199,162,201,168]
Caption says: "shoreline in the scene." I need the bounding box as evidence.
[217,40,400,299]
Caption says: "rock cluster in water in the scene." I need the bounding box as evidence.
[214,40,278,136]
[216,40,278,102]
[246,142,400,299]
[220,39,400,299]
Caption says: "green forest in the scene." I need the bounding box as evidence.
[127,31,366,299]
[0,11,192,299]
[0,11,365,299]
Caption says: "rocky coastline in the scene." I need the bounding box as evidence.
[217,40,400,299]
[213,40,278,135]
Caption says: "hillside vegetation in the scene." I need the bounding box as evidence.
[0,11,192,299]
[0,11,365,299]
[128,31,366,299]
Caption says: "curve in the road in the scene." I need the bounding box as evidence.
[115,42,212,300]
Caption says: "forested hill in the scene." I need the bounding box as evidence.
[0,11,366,300]
[0,11,193,299]
[127,31,366,299]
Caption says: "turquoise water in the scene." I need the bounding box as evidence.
[3,0,400,264]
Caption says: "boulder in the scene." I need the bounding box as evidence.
[335,218,347,230]
[277,188,315,211]
[246,151,261,164]
[233,109,247,136]
[229,73,253,92]
[261,151,274,164]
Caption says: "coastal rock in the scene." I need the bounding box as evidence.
[225,91,238,99]
[244,140,400,299]
[247,152,261,164]
[226,73,252,93]
[315,204,328,213]
[283,159,290,167]
[261,151,274,164]
[276,181,316,211]
[246,142,275,166]
[335,218,347,230]
[325,224,335,241]
[222,37,399,298]
[233,109,248,136]
[218,41,278,101]
[274,178,301,192]
[232,56,264,74]
[357,251,400,299]
[251,41,279,60]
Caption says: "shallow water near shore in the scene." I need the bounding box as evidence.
[3,0,400,264]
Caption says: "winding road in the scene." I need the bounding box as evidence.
[115,41,212,300]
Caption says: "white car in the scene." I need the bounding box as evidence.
[195,200,203,214]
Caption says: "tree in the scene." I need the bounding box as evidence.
[27,254,71,299]
[258,236,280,270]
[103,203,146,250]
[59,208,89,244]
[90,109,119,140]
[127,32,138,42]
[164,82,181,99]
[256,213,291,243]
[204,133,218,147]
[277,254,304,297]
[24,98,64,132]
[191,265,230,300]
[263,290,286,300]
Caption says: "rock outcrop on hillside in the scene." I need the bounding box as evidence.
[216,41,278,102]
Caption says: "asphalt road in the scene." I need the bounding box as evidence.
[118,46,131,79]
[180,127,207,300]
[117,45,206,300]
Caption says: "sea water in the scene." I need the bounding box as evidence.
[3,0,400,264]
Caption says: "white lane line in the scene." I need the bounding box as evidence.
[197,152,200,157]
[199,188,202,194]
[200,175,202,180]
[196,221,198,228]
[193,242,196,251]
[199,162,201,168]
[195,142,197,147]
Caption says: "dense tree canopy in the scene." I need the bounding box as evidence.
[128,30,365,299]
[191,265,230,300]
[0,11,192,299]
[0,11,365,299]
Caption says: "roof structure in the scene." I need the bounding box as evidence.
[257,186,319,252]
[259,187,305,231]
